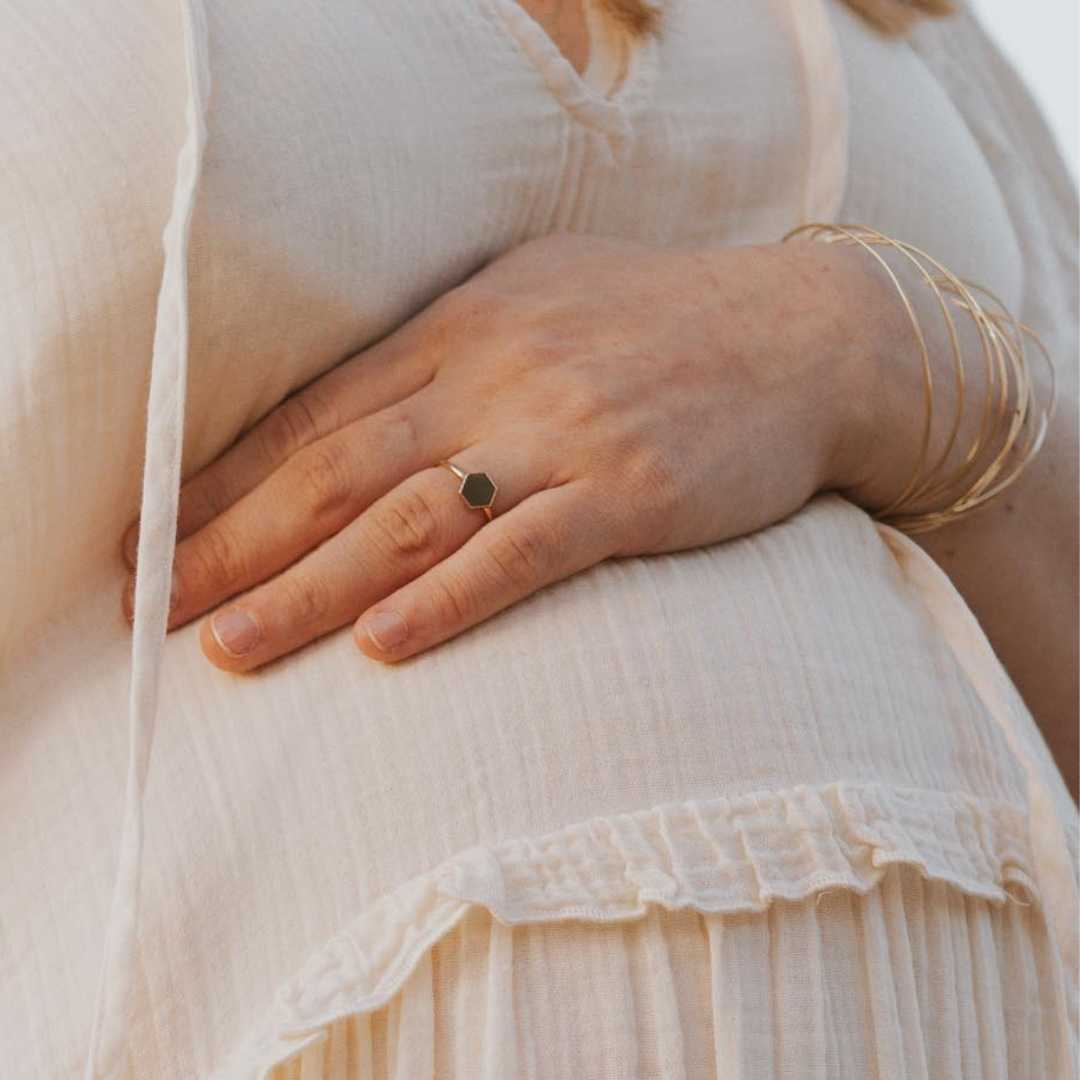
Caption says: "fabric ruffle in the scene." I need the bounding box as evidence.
[211,781,1060,1078]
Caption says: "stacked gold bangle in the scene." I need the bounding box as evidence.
[783,223,1056,535]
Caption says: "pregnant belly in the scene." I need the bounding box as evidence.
[1,490,1043,1077]
[3,493,1027,905]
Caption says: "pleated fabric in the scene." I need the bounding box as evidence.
[209,779,1074,1078]
[258,865,1072,1080]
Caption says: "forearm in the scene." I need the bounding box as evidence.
[822,234,1079,799]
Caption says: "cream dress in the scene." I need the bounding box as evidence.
[0,1,1076,1078]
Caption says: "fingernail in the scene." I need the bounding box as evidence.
[169,570,181,615]
[362,610,409,650]
[211,608,261,657]
[122,524,139,567]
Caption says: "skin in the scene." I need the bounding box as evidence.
[540,1,1074,800]
[120,234,881,665]
[118,233,1078,800]
[119,5,1079,801]
[518,0,592,75]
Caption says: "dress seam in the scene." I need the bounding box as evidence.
[211,779,1043,1079]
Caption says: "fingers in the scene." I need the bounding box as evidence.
[122,402,424,629]
[196,445,551,672]
[353,478,610,663]
[120,316,441,565]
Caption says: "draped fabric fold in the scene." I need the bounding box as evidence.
[83,3,210,1077]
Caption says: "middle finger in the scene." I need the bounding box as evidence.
[198,442,544,671]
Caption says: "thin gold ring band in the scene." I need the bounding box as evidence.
[438,459,497,523]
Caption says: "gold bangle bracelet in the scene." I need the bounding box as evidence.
[782,222,1055,534]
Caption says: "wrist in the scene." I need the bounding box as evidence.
[779,235,904,506]
[684,236,918,516]
[786,226,1059,533]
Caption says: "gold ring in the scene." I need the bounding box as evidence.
[438,459,497,523]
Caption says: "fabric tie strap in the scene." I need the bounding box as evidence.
[83,2,211,1076]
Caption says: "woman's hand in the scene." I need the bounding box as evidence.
[120,232,890,671]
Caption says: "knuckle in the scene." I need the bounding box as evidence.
[296,438,354,517]
[258,395,319,462]
[371,485,442,560]
[378,405,420,460]
[187,522,248,591]
[179,475,232,530]
[486,525,548,590]
[428,572,476,626]
[281,574,330,628]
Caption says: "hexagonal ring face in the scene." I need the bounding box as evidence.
[459,471,497,510]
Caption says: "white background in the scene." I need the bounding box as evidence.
[971,0,1078,179]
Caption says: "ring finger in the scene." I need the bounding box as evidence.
[197,442,551,672]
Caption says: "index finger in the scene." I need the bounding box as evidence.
[120,314,440,565]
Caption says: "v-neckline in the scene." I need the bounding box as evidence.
[482,0,660,142]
